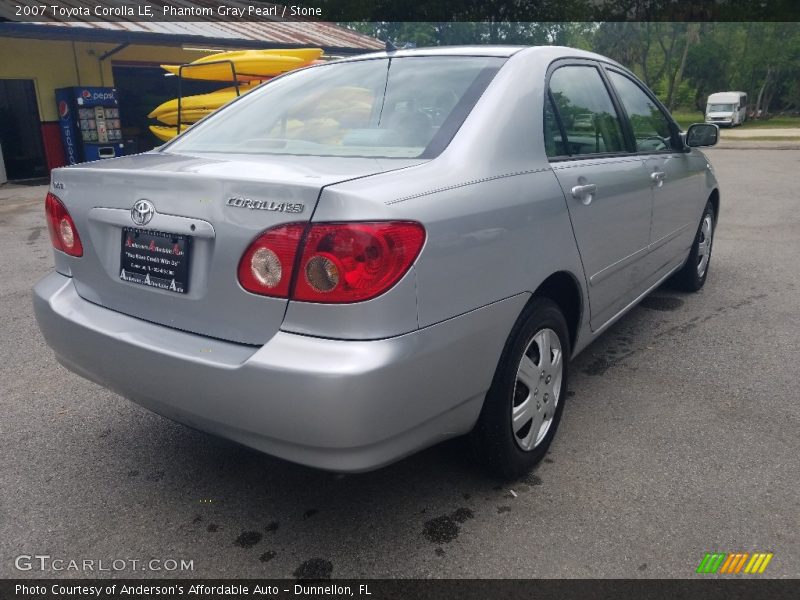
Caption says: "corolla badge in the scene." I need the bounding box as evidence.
[226,196,304,213]
[131,199,155,226]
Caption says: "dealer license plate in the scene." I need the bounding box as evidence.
[120,227,190,294]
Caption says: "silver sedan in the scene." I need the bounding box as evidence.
[34,46,719,478]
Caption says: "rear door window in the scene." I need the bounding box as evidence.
[543,93,567,157]
[547,65,626,157]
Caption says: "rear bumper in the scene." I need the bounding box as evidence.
[33,272,526,472]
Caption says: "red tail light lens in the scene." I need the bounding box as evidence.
[237,223,305,297]
[294,222,425,303]
[238,221,425,303]
[45,192,83,257]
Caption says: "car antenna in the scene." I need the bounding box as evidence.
[385,39,398,53]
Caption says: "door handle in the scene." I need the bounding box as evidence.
[571,183,597,205]
[650,171,666,186]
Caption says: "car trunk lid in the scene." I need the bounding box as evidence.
[52,151,422,345]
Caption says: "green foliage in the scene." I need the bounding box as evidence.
[340,22,588,47]
[339,21,800,117]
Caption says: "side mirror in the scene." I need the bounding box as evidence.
[686,123,719,148]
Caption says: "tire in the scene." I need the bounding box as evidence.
[670,200,715,292]
[470,298,570,480]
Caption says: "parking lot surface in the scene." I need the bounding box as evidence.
[1,148,798,579]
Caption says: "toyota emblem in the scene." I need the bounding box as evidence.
[131,199,155,226]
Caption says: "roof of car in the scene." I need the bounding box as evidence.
[348,45,528,58]
[334,45,624,67]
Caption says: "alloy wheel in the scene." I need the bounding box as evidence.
[697,213,714,277]
[511,328,563,451]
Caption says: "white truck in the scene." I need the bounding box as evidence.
[705,91,748,127]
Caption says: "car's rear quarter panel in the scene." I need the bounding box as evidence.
[313,48,588,335]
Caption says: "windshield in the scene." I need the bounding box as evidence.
[167,56,505,159]
[708,103,735,112]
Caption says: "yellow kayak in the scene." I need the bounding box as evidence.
[155,108,215,126]
[149,124,190,143]
[148,81,263,120]
[162,52,306,81]
[210,48,323,63]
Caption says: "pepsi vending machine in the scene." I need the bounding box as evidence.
[55,87,125,165]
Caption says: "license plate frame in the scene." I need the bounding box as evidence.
[120,227,191,294]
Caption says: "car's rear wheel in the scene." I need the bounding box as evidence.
[471,298,569,480]
[670,200,715,291]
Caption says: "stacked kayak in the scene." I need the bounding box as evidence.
[150,125,189,143]
[160,48,323,81]
[148,81,263,129]
[149,48,324,142]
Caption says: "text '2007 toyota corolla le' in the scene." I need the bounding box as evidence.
[33,46,720,479]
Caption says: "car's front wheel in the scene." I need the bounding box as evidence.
[471,298,569,480]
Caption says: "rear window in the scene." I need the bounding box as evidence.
[167,56,505,159]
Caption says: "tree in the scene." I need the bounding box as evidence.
[339,21,800,115]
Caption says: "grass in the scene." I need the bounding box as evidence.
[670,110,800,130]
[740,115,800,129]
[670,111,705,129]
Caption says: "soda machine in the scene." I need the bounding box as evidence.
[55,87,125,165]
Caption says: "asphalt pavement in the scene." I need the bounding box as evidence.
[1,148,798,579]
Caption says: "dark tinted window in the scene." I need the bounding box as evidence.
[548,66,626,156]
[608,70,677,152]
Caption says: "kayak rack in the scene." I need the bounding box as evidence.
[175,59,242,137]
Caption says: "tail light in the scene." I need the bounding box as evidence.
[237,224,305,297]
[294,222,425,303]
[238,221,425,303]
[45,192,83,257]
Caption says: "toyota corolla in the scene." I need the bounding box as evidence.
[33,46,720,478]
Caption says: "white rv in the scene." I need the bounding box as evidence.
[705,91,748,126]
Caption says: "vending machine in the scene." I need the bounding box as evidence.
[55,87,125,165]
